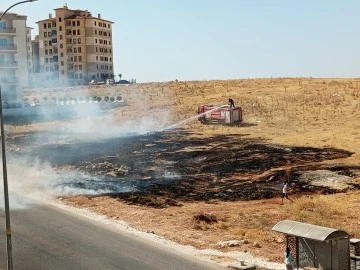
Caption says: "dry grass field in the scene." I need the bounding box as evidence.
[20,78,360,266]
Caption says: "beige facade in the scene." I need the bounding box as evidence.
[0,12,29,100]
[36,4,114,86]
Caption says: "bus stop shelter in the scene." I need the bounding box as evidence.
[272,220,350,270]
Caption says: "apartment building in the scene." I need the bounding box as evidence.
[0,12,29,100]
[36,4,114,86]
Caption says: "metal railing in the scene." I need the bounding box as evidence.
[0,61,18,68]
[0,28,16,34]
[0,78,19,84]
[0,44,17,50]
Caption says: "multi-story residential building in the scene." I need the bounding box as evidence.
[36,4,114,86]
[0,12,29,101]
[26,27,33,76]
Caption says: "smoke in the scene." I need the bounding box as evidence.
[1,86,176,209]
[0,156,139,210]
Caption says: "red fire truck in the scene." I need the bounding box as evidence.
[197,105,243,126]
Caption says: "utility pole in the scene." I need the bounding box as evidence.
[0,1,38,269]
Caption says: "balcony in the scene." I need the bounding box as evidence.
[0,28,16,35]
[0,44,17,51]
[0,77,19,85]
[0,61,18,68]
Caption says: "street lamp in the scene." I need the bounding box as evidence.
[0,1,38,269]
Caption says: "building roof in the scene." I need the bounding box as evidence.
[65,14,113,23]
[0,12,26,19]
[36,18,56,23]
[272,220,349,241]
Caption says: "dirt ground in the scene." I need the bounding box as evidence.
[9,78,360,266]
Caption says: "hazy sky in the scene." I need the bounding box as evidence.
[2,0,360,82]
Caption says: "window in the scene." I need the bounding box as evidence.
[99,31,102,35]
[60,35,63,40]
[72,21,75,27]
[45,49,48,55]
[78,38,81,44]
[110,65,112,70]
[45,58,48,63]
[59,17,62,22]
[95,38,97,44]
[44,23,47,29]
[44,32,47,37]
[95,30,97,35]
[96,56,98,61]
[60,44,63,48]
[77,29,80,35]
[48,23,51,28]
[49,49,52,54]
[78,47,81,53]
[74,48,77,53]
[96,47,98,52]
[79,73,83,79]
[48,31,52,37]
[79,65,82,70]
[75,73,78,79]
[46,66,49,71]
[49,41,52,46]
[77,21,80,26]
[50,66,53,71]
[94,21,97,26]
[108,24,110,28]
[109,41,111,45]
[50,58,53,63]
[60,52,63,57]
[78,56,82,61]
[110,57,112,62]
[61,61,64,66]
[73,39,77,44]
[0,22,7,29]
[45,41,48,46]
[110,49,112,53]
[52,22,56,28]
[74,56,77,62]
[73,30,76,35]
[75,65,78,71]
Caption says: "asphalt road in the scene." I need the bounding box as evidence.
[0,204,223,270]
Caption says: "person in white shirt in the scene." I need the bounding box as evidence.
[281,181,293,204]
[284,247,295,270]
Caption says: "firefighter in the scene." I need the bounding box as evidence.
[228,98,235,108]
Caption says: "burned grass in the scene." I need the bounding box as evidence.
[11,128,358,207]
